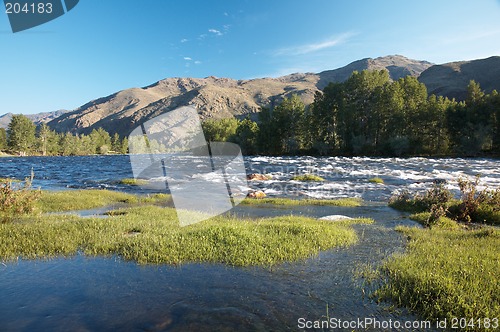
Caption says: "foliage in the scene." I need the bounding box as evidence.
[456,175,500,224]
[0,176,41,221]
[390,176,499,226]
[374,226,500,327]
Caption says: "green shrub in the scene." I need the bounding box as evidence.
[456,175,500,224]
[0,177,41,221]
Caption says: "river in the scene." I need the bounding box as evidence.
[0,155,498,331]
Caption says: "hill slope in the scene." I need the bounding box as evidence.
[418,56,500,100]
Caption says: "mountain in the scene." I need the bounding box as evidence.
[0,110,70,129]
[317,54,433,89]
[46,55,431,137]
[418,56,500,100]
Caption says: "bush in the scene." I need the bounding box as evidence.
[457,175,500,224]
[389,183,452,213]
[0,175,41,221]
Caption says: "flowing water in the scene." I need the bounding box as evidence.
[0,155,498,331]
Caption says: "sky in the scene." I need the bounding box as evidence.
[1,0,500,115]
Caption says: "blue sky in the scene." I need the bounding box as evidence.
[1,0,500,115]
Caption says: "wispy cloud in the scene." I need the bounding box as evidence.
[208,28,223,36]
[183,57,192,61]
[180,38,188,43]
[272,32,356,56]
[194,60,202,65]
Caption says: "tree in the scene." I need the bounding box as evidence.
[89,127,112,154]
[111,133,122,153]
[0,128,7,151]
[36,123,60,156]
[234,117,259,155]
[269,94,305,154]
[202,118,239,142]
[7,114,36,155]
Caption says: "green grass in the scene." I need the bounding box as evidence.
[0,188,371,266]
[0,204,372,266]
[37,189,139,212]
[119,178,148,186]
[291,174,325,181]
[368,177,384,184]
[241,197,362,207]
[374,226,500,327]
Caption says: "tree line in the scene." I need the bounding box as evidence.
[202,70,500,157]
[0,116,128,156]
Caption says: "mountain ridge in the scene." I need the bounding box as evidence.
[44,55,433,136]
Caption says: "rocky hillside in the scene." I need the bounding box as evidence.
[46,55,432,137]
[418,56,500,100]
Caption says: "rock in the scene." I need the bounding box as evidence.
[247,173,271,181]
[247,190,266,199]
[319,215,353,221]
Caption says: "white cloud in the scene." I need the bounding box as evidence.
[223,12,228,16]
[208,28,223,36]
[194,60,202,65]
[272,32,356,56]
[183,57,192,61]
[180,38,188,43]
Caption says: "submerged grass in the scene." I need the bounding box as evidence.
[0,189,371,266]
[375,226,500,327]
[241,197,362,207]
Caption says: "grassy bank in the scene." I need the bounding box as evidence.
[241,197,362,207]
[375,226,500,326]
[377,177,500,329]
[0,190,372,266]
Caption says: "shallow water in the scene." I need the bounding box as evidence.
[1,205,431,331]
[1,155,497,331]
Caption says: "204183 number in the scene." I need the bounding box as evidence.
[450,318,499,329]
[5,2,53,14]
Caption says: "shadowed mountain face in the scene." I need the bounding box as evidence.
[44,55,432,137]
[418,56,500,101]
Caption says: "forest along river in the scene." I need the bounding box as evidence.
[0,155,499,331]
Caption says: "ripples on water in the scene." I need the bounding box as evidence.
[0,155,498,201]
[0,155,497,330]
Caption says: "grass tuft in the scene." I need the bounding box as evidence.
[291,174,325,182]
[368,177,384,184]
[119,178,148,186]
[241,197,362,207]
